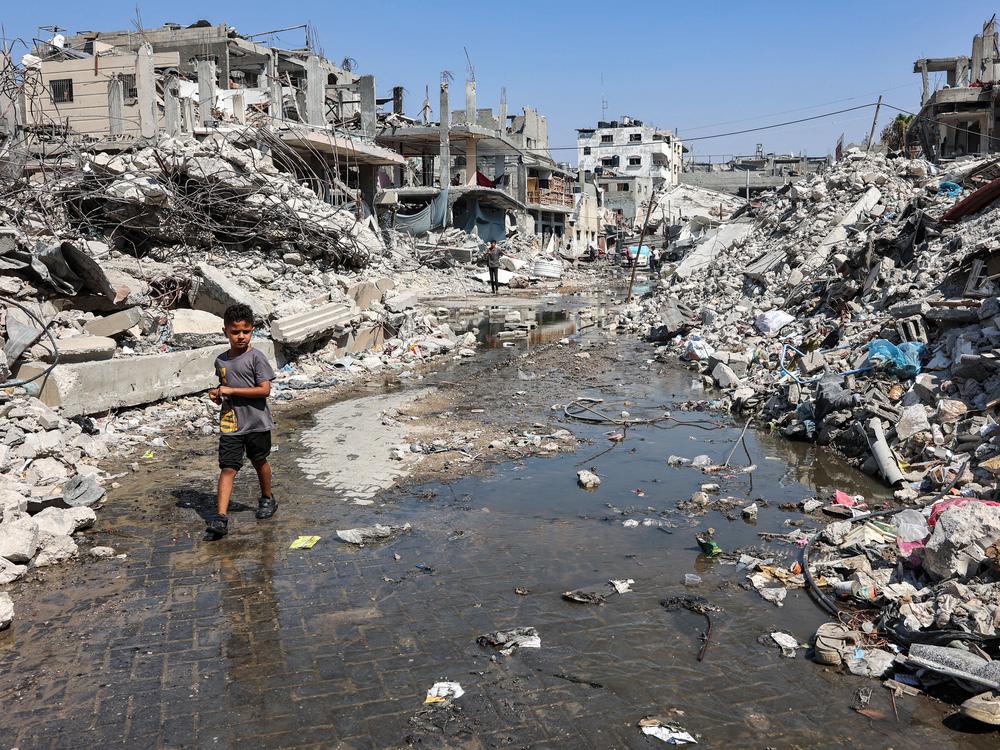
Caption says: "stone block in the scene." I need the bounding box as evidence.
[924,501,1000,579]
[375,277,396,292]
[84,307,143,337]
[347,281,383,309]
[712,363,741,389]
[800,350,827,375]
[189,262,272,321]
[15,341,277,417]
[0,516,39,563]
[384,290,418,313]
[345,323,387,354]
[40,335,116,364]
[169,309,226,348]
[896,404,931,440]
[271,302,358,346]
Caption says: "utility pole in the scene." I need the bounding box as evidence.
[744,168,750,206]
[866,95,883,153]
[626,196,657,302]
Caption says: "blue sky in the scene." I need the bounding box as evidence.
[3,1,995,162]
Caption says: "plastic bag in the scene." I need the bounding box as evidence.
[938,181,962,198]
[867,339,927,378]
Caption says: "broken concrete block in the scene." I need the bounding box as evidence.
[712,363,741,389]
[799,350,827,375]
[16,341,277,417]
[346,281,383,309]
[169,309,226,348]
[0,516,39,563]
[895,404,931,440]
[62,474,107,508]
[728,351,752,378]
[0,591,11,630]
[271,302,359,346]
[33,534,78,567]
[577,469,601,489]
[0,558,26,585]
[0,489,28,522]
[84,307,143,337]
[384,290,418,313]
[375,277,396,292]
[924,501,1000,579]
[40,335,116,364]
[913,373,940,403]
[190,262,272,321]
[33,507,77,538]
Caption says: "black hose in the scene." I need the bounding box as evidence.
[0,295,60,388]
[800,458,971,621]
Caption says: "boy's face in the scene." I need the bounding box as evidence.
[224,319,254,352]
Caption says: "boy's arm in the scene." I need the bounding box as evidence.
[218,381,270,398]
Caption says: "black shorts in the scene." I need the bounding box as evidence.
[219,431,272,470]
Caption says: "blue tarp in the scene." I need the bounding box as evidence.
[393,187,449,235]
[867,339,927,378]
[453,196,506,243]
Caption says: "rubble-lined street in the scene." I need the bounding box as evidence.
[7,7,1000,748]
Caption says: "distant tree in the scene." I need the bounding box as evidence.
[881,114,914,151]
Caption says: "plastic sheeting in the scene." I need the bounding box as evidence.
[392,187,449,236]
[867,339,927,378]
[453,196,506,243]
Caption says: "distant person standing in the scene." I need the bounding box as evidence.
[484,240,502,295]
[650,246,661,276]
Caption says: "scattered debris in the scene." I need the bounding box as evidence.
[638,717,698,744]
[336,523,411,546]
[476,627,541,655]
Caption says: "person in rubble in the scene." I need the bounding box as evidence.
[484,240,502,295]
[205,303,278,539]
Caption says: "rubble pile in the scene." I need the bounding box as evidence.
[625,148,1000,504]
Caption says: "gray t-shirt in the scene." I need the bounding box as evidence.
[486,246,501,268]
[214,347,276,435]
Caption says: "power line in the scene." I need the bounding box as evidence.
[519,103,878,153]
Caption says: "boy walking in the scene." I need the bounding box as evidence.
[484,240,501,295]
[205,303,277,539]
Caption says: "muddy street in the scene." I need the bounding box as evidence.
[0,297,994,749]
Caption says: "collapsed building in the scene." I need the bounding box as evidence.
[0,19,611,581]
[910,16,1000,160]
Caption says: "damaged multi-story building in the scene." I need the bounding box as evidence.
[576,115,684,226]
[12,19,599,249]
[909,16,1000,160]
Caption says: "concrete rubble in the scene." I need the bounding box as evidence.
[0,84,597,610]
[627,146,1000,724]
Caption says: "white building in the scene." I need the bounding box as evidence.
[576,115,683,188]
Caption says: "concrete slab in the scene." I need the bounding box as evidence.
[674,221,753,280]
[40,335,116,364]
[16,341,277,417]
[189,263,272,320]
[169,309,226,348]
[800,186,881,274]
[84,307,143,337]
[271,302,358,346]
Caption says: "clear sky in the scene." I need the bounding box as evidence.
[3,1,995,162]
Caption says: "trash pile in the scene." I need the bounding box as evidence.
[796,495,1000,725]
[623,148,1000,506]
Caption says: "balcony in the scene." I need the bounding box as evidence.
[527,188,575,208]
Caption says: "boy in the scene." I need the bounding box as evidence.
[484,240,501,295]
[205,303,277,538]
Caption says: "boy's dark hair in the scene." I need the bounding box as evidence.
[223,303,255,328]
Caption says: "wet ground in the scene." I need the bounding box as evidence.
[2,289,999,749]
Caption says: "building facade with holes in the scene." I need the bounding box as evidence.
[576,115,683,189]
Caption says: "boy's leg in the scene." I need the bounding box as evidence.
[252,458,272,498]
[247,432,277,519]
[209,435,245,537]
[216,467,238,516]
